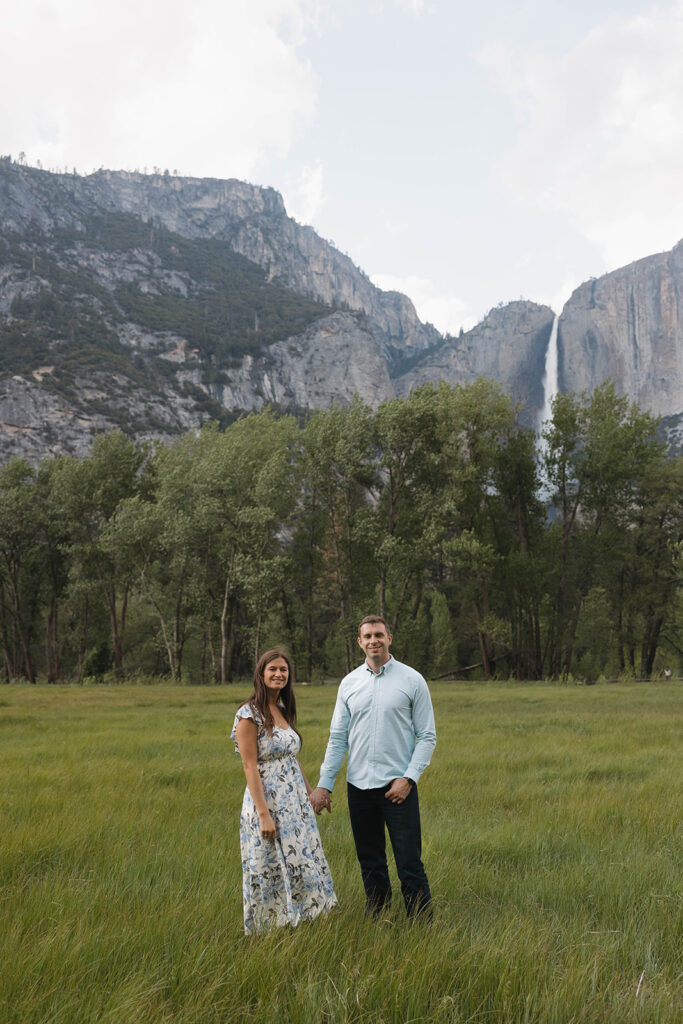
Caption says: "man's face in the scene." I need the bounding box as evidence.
[357,622,392,664]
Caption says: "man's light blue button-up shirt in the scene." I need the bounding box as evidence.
[317,655,436,792]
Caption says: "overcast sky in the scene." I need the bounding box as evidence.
[3,0,683,334]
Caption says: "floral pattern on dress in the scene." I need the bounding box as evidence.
[231,704,337,935]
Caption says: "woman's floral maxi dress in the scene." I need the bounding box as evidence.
[231,705,337,935]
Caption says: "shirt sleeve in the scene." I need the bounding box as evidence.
[404,678,436,784]
[317,685,351,792]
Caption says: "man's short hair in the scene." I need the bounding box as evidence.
[358,614,390,635]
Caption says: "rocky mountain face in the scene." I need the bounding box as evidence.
[0,159,681,462]
[559,244,683,450]
[395,301,555,424]
[198,311,396,412]
[0,163,438,358]
[0,161,442,461]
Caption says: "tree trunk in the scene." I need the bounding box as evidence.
[562,597,583,677]
[173,572,185,681]
[52,600,62,681]
[253,613,262,664]
[474,601,491,679]
[0,585,11,682]
[104,587,124,676]
[625,613,636,670]
[227,611,237,682]
[45,599,60,683]
[477,630,491,678]
[220,573,231,686]
[209,626,218,683]
[7,571,34,683]
[76,597,89,684]
[641,612,663,679]
[147,589,176,679]
[390,573,411,636]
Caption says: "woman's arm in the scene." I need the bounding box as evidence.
[235,717,278,838]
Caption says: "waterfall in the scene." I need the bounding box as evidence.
[539,313,559,432]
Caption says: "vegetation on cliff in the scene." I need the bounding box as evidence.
[0,211,333,433]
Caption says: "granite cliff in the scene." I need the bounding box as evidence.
[0,162,437,359]
[396,301,555,425]
[558,243,683,450]
[0,161,439,460]
[0,159,681,462]
[0,160,546,461]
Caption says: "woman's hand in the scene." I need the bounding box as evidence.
[309,787,332,814]
[259,810,278,839]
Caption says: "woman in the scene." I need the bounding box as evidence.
[231,648,337,935]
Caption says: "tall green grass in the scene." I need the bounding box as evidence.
[1,682,681,1023]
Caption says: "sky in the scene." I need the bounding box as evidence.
[3,0,683,335]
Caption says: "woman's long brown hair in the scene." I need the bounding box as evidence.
[239,648,301,745]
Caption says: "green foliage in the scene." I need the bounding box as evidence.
[428,589,458,675]
[0,383,680,684]
[541,383,676,679]
[114,274,330,363]
[81,642,110,678]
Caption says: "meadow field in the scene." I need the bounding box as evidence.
[0,681,681,1024]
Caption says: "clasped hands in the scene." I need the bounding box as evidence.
[309,787,332,814]
[309,777,412,814]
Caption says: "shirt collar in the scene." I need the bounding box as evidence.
[365,654,394,677]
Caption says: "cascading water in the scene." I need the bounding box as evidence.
[539,313,559,433]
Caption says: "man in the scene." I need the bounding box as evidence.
[310,615,436,918]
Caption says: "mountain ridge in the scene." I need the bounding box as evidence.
[0,159,681,461]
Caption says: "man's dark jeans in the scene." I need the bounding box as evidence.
[347,781,432,918]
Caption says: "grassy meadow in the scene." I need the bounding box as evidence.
[0,680,681,1024]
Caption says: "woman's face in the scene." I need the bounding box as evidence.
[263,657,289,698]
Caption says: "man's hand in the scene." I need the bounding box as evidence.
[385,777,412,804]
[309,787,332,814]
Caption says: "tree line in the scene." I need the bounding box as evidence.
[1,379,681,684]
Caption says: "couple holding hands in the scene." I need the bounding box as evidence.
[231,615,437,935]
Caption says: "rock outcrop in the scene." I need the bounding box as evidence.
[559,242,683,446]
[0,371,199,463]
[200,311,395,412]
[396,301,555,423]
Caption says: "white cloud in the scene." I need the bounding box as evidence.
[0,0,323,178]
[392,0,428,15]
[371,273,474,335]
[478,2,683,271]
[282,161,327,225]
